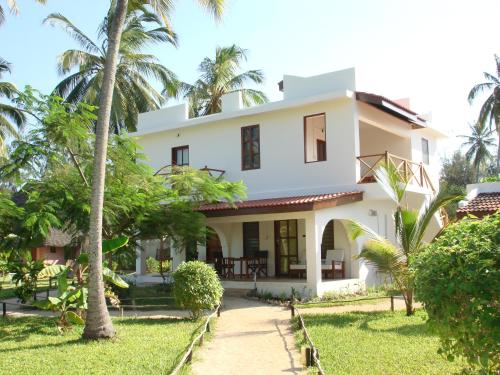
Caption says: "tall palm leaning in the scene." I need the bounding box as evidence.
[84,0,224,340]
[460,122,496,182]
[180,45,268,117]
[468,54,500,175]
[45,7,178,133]
[0,58,25,154]
[350,163,460,316]
[0,0,46,25]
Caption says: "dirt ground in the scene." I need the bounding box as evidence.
[190,296,305,375]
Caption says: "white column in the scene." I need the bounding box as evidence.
[172,240,186,271]
[198,243,207,262]
[305,212,322,296]
[135,240,147,275]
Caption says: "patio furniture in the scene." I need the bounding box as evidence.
[321,249,345,279]
[255,250,268,277]
[221,257,236,279]
[289,263,306,278]
[238,256,253,278]
[213,251,223,275]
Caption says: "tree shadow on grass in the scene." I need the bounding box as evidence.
[302,311,433,338]
[0,317,61,343]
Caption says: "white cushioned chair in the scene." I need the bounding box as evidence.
[289,263,306,279]
[321,249,346,279]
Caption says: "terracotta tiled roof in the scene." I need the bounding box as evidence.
[199,191,363,216]
[456,193,500,217]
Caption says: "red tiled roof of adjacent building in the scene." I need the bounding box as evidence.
[456,193,500,218]
[199,191,363,217]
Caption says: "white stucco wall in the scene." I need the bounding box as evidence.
[137,98,359,199]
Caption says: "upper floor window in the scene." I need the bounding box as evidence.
[421,138,429,165]
[172,145,189,166]
[241,125,260,170]
[304,113,326,163]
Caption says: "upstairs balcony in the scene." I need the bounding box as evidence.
[357,151,435,192]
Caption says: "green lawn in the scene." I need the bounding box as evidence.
[296,310,466,375]
[0,316,201,374]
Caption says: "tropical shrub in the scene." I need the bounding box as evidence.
[145,257,171,273]
[350,162,460,315]
[172,261,223,319]
[9,259,44,303]
[34,237,130,330]
[413,213,500,373]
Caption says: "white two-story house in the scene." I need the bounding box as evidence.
[132,68,446,297]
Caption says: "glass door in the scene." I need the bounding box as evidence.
[274,220,298,276]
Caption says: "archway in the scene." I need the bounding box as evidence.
[320,219,355,280]
[206,226,222,263]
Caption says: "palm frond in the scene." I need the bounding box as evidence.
[44,13,100,54]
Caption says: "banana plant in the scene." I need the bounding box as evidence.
[35,236,129,329]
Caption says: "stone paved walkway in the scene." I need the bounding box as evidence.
[190,296,304,375]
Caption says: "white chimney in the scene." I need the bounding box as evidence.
[221,91,243,112]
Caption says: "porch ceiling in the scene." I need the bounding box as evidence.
[199,191,363,217]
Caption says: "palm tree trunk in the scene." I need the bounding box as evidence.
[83,0,128,340]
[404,290,414,316]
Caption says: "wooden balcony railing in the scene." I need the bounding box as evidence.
[357,151,435,192]
[154,165,226,179]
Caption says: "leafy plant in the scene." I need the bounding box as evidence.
[34,236,129,330]
[413,213,500,373]
[34,266,87,331]
[145,257,171,274]
[350,162,460,315]
[8,258,44,303]
[172,261,223,319]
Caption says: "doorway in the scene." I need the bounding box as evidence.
[274,219,298,276]
[206,227,222,263]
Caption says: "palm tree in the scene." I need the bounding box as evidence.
[45,7,179,133]
[0,58,25,154]
[350,163,459,316]
[84,0,224,340]
[460,122,496,182]
[468,54,500,175]
[181,45,268,117]
[0,0,46,24]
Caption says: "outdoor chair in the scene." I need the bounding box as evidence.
[221,257,236,279]
[321,249,345,279]
[289,263,306,278]
[255,250,268,277]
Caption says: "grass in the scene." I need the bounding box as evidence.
[296,309,466,375]
[0,316,201,374]
[295,287,395,309]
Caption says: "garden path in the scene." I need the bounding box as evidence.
[190,296,304,375]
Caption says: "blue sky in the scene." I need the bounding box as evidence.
[1,0,499,154]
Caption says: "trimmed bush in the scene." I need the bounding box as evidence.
[172,261,223,319]
[413,212,500,373]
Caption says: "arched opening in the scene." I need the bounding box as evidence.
[206,226,222,263]
[320,219,353,281]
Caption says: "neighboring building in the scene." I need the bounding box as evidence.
[132,68,446,297]
[457,182,500,219]
[31,228,72,265]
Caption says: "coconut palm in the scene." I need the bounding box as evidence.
[0,0,46,25]
[180,45,268,117]
[45,6,179,133]
[350,163,460,316]
[460,122,496,182]
[0,58,25,154]
[468,54,500,175]
[84,0,224,340]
